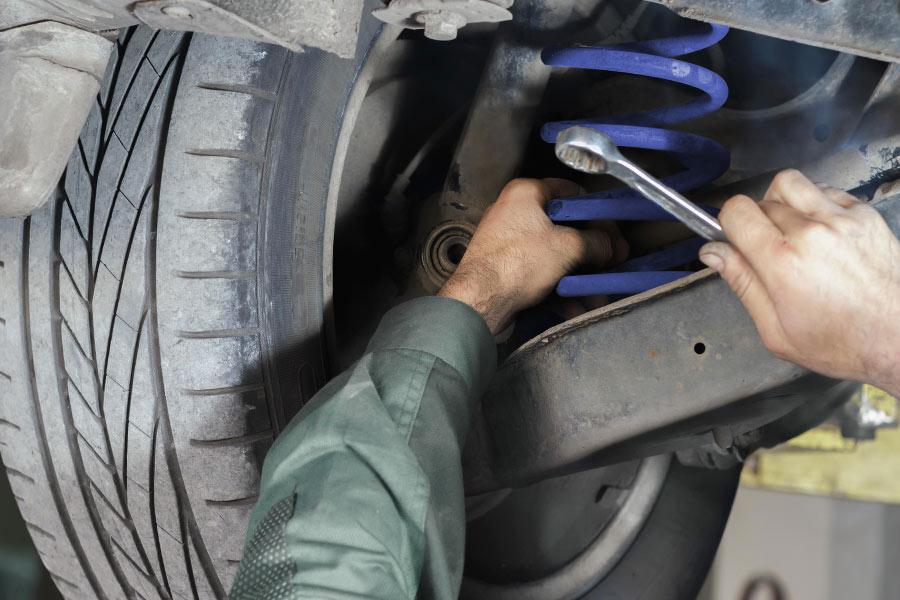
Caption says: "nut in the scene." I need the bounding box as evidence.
[161,4,193,19]
[415,10,467,41]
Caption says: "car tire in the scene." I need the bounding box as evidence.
[0,17,739,600]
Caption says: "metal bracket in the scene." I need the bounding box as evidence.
[463,191,900,494]
[645,0,900,63]
[132,0,363,57]
[0,22,113,218]
[372,0,512,41]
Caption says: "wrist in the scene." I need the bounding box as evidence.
[438,266,516,335]
[863,343,900,399]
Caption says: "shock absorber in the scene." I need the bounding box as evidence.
[542,22,731,296]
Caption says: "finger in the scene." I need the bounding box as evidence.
[699,242,795,358]
[498,178,584,210]
[817,185,860,209]
[578,228,616,267]
[764,169,841,214]
[558,227,625,268]
[590,219,623,237]
[758,200,816,234]
[719,195,784,282]
[540,177,586,202]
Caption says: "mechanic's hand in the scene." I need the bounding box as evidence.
[699,169,900,396]
[438,178,627,334]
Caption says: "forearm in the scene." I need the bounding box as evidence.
[231,296,495,599]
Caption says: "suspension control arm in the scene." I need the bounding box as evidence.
[463,190,900,494]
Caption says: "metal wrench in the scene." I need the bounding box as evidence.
[554,126,727,242]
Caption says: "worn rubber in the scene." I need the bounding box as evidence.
[0,23,380,599]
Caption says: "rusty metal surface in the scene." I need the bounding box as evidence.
[413,0,574,291]
[630,63,900,256]
[438,2,568,221]
[372,0,512,41]
[463,191,900,493]
[1,0,363,56]
[0,22,113,218]
[645,0,900,63]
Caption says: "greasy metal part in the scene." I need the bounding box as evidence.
[462,192,900,493]
[461,455,671,600]
[415,0,573,291]
[372,0,512,41]
[644,0,900,63]
[1,0,363,57]
[690,54,886,183]
[676,379,860,469]
[441,1,570,217]
[421,221,476,287]
[132,0,362,56]
[0,22,113,218]
[695,66,900,207]
[628,59,892,255]
[555,126,727,241]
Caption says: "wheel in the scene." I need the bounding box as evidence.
[462,460,739,600]
[0,17,739,600]
[0,19,385,598]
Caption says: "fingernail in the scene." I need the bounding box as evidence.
[699,252,724,273]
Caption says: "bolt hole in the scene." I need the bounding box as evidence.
[594,486,607,503]
[447,242,467,265]
[813,124,829,142]
[694,342,706,355]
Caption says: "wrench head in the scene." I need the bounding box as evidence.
[554,126,623,175]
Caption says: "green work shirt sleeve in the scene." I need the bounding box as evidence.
[229,295,496,600]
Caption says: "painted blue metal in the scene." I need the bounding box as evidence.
[544,23,731,295]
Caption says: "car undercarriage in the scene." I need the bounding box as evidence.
[1,0,900,598]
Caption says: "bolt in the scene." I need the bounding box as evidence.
[712,426,733,450]
[415,10,466,41]
[161,4,193,19]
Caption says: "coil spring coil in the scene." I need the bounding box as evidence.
[542,23,731,296]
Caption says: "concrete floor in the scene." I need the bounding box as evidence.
[700,486,900,600]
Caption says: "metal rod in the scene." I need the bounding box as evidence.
[555,125,727,242]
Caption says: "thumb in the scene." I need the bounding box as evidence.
[699,242,788,353]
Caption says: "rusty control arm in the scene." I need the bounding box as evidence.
[463,189,900,494]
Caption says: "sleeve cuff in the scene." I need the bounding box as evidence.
[366,296,497,396]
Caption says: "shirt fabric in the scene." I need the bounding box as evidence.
[229,296,497,599]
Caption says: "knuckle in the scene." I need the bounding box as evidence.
[827,212,862,234]
[723,261,753,299]
[767,238,802,271]
[723,194,752,211]
[561,229,586,254]
[773,168,802,190]
[851,202,881,224]
[762,334,792,361]
[719,195,752,224]
[501,178,540,199]
[796,219,833,242]
[556,226,578,244]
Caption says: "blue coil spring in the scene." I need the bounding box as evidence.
[542,23,731,296]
